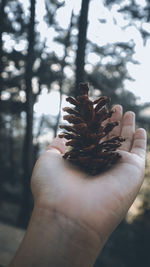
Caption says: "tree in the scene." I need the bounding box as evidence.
[75,0,91,97]
[18,0,36,228]
[0,0,5,101]
[104,0,150,44]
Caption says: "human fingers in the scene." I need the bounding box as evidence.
[119,111,135,152]
[109,104,123,137]
[46,136,66,154]
[131,128,147,158]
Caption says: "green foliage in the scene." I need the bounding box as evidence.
[104,0,150,44]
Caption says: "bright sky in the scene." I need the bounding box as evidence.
[20,0,150,116]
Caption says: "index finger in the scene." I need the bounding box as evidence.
[46,136,66,154]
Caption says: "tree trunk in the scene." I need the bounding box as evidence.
[18,0,36,229]
[75,0,90,97]
[0,0,5,100]
[0,0,5,127]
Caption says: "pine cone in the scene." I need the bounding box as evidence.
[59,83,125,175]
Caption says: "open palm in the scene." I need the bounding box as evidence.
[31,105,147,244]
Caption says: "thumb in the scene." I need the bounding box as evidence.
[46,136,66,154]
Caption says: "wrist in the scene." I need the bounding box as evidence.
[33,203,101,267]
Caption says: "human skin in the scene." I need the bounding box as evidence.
[10,105,147,267]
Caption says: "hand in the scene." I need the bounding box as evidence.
[31,105,147,244]
[10,105,147,267]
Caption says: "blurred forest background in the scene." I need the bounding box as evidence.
[0,0,150,266]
